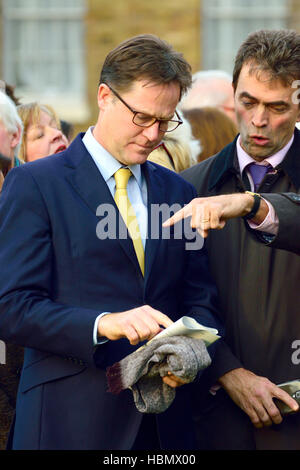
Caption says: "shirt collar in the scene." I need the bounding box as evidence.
[237,134,294,175]
[82,126,143,188]
[207,129,300,192]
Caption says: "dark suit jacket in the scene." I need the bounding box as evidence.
[0,134,222,450]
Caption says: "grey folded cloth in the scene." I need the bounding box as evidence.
[106,335,211,414]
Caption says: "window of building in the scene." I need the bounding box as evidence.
[202,0,289,74]
[2,0,89,122]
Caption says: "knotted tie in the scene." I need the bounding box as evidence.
[248,162,273,191]
[114,168,144,276]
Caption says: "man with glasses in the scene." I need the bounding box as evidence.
[0,35,222,450]
[106,84,183,132]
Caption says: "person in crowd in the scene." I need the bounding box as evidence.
[0,80,21,106]
[17,102,68,162]
[148,112,200,172]
[0,34,222,450]
[0,92,23,181]
[165,29,300,450]
[183,106,238,162]
[60,119,74,144]
[0,90,24,450]
[179,70,236,124]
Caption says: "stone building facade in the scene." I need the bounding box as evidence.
[84,0,201,132]
[0,0,201,133]
[0,0,299,140]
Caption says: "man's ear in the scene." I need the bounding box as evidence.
[10,125,22,151]
[97,83,112,110]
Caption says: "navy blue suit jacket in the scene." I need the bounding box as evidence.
[0,134,222,449]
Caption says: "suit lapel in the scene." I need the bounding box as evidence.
[64,134,140,274]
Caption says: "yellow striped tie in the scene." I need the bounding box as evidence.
[114,168,145,276]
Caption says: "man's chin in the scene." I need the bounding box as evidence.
[243,142,273,160]
[134,152,151,164]
[120,151,150,166]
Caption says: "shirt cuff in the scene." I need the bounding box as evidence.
[247,198,279,236]
[93,312,110,345]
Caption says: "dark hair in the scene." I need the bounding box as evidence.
[233,29,300,90]
[1,82,21,105]
[60,119,74,142]
[183,107,238,162]
[99,34,192,99]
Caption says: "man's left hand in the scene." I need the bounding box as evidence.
[162,371,189,388]
[219,368,299,428]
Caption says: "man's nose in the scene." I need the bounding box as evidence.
[252,106,268,128]
[142,121,162,141]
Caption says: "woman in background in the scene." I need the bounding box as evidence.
[17,102,68,162]
[183,106,238,162]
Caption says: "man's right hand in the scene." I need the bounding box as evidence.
[97,305,173,345]
[219,368,299,428]
[162,193,269,238]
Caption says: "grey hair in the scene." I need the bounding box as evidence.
[179,69,233,110]
[191,70,232,83]
[0,91,23,137]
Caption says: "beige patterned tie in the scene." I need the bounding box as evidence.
[114,168,145,276]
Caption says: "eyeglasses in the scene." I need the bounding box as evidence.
[107,84,183,132]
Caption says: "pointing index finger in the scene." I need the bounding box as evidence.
[151,310,173,329]
[162,204,192,227]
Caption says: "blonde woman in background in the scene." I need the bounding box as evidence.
[17,102,68,162]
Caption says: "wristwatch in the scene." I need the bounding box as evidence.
[243,191,261,220]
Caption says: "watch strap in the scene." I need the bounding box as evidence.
[243,191,261,220]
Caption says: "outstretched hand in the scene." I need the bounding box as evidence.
[163,193,268,238]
